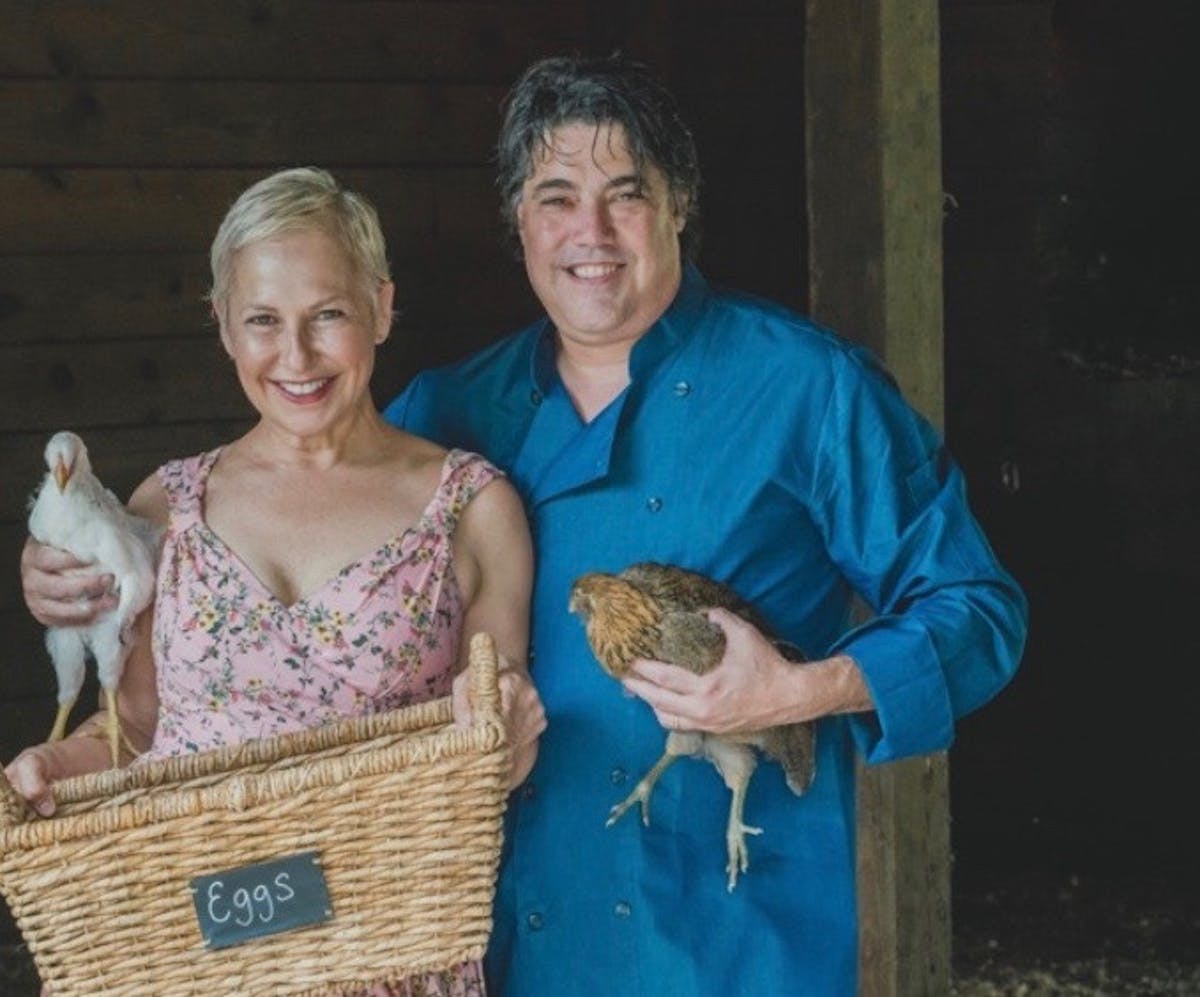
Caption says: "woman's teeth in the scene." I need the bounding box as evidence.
[279,378,329,396]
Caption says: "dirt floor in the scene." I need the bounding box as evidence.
[2,868,1197,994]
[952,868,1200,997]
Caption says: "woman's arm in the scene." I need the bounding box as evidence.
[450,475,545,789]
[4,472,166,815]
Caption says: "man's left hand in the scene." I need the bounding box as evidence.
[622,608,871,732]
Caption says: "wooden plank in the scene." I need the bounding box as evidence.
[0,331,526,438]
[0,254,213,345]
[940,3,1054,109]
[806,1,950,993]
[0,337,255,432]
[663,13,805,94]
[0,167,507,254]
[0,253,535,346]
[0,514,39,620]
[0,611,59,702]
[942,191,1041,255]
[0,421,249,523]
[940,106,1046,187]
[0,1,588,81]
[0,313,523,486]
[0,81,507,167]
[0,693,91,769]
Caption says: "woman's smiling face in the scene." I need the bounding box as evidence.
[217,227,393,445]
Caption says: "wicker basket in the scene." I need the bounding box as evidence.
[0,632,510,996]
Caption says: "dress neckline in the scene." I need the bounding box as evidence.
[189,446,461,612]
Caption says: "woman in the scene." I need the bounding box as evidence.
[6,168,545,996]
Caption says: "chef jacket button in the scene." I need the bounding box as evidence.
[609,767,627,785]
[521,782,536,801]
[530,388,543,406]
[673,380,691,397]
[613,901,632,919]
[527,911,544,931]
[646,496,663,513]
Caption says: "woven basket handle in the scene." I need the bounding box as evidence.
[467,631,503,722]
[0,767,32,829]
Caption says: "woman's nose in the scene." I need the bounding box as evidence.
[280,323,315,365]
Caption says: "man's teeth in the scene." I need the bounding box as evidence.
[279,379,329,396]
[570,263,620,279]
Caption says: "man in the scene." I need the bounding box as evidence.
[22,55,1026,995]
[386,55,1026,994]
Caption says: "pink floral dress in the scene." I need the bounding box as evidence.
[143,446,500,997]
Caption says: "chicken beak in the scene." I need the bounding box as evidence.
[53,454,72,492]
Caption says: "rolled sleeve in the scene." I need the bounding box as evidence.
[837,619,955,762]
[812,347,1028,763]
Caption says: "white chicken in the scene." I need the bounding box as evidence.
[27,431,159,767]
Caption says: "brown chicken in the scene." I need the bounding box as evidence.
[568,561,816,890]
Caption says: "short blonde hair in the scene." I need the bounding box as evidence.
[209,167,391,320]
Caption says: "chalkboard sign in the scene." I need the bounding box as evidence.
[190,850,332,950]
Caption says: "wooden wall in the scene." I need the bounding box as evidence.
[941,0,1200,885]
[0,0,805,963]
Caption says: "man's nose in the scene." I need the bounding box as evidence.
[574,198,616,242]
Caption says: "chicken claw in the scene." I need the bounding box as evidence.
[726,816,763,891]
[606,751,678,827]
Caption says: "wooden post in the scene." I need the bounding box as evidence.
[805,2,950,994]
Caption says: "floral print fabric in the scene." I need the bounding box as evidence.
[143,446,500,995]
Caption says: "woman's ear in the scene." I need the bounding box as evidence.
[374,281,396,344]
[213,304,234,357]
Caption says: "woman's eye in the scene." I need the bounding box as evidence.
[246,313,276,327]
[317,308,346,321]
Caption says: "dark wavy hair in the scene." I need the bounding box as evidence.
[496,54,702,260]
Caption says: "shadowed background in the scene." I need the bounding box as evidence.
[1,0,1197,988]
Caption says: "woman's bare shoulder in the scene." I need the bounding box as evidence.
[127,472,169,530]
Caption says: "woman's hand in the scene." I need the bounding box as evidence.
[4,713,123,817]
[452,657,547,790]
[5,742,69,817]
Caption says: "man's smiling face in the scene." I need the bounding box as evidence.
[515,121,687,353]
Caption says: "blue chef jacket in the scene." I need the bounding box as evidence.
[383,265,1027,995]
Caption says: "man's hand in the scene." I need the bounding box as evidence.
[622,607,873,733]
[21,537,116,627]
[452,657,547,789]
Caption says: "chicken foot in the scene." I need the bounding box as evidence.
[607,751,679,827]
[707,737,762,891]
[103,687,124,768]
[48,698,75,743]
[606,731,701,827]
[723,777,763,891]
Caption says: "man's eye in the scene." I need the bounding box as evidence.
[540,195,569,207]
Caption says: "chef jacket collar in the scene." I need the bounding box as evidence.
[525,264,711,395]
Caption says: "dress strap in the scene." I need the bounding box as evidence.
[423,449,505,537]
[156,448,221,532]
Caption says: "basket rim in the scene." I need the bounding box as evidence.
[58,694,456,804]
[0,710,509,851]
[0,632,510,847]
